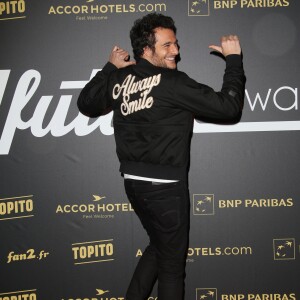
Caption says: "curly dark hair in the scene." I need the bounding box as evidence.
[130,13,177,61]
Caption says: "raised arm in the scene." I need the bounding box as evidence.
[174,35,245,121]
[77,46,135,118]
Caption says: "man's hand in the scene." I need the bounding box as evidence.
[209,35,241,57]
[109,46,135,68]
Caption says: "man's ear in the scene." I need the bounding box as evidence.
[142,46,152,59]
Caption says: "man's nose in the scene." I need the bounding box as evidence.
[171,43,179,54]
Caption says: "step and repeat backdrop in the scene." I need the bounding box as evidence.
[0,0,299,299]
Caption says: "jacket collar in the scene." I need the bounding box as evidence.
[137,57,155,67]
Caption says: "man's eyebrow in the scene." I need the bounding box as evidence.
[162,40,179,46]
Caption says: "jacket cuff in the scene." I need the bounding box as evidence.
[226,54,242,68]
[102,62,118,75]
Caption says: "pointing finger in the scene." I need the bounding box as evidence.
[209,45,223,54]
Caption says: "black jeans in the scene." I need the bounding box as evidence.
[124,179,190,300]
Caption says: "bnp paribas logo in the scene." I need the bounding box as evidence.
[196,288,217,300]
[273,238,295,260]
[193,194,214,215]
[188,0,210,16]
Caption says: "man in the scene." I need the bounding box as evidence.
[78,13,245,300]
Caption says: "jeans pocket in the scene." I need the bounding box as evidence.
[144,195,181,233]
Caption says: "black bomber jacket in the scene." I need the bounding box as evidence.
[77,56,245,180]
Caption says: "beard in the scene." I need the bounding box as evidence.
[149,51,177,69]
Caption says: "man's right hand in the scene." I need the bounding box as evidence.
[109,46,136,68]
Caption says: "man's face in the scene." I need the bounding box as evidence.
[144,27,179,69]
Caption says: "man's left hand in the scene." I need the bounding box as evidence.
[209,35,241,57]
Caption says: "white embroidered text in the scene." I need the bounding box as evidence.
[112,74,161,116]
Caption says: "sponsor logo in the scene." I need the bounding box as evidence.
[189,0,290,16]
[61,288,124,300]
[0,195,34,221]
[95,289,109,296]
[273,238,295,260]
[193,194,294,216]
[188,0,210,16]
[188,245,252,258]
[47,0,167,21]
[221,292,296,300]
[72,239,114,265]
[6,249,49,263]
[61,288,157,300]
[197,289,297,300]
[197,288,217,300]
[55,194,133,219]
[0,69,299,155]
[0,289,37,300]
[214,0,289,9]
[137,245,253,262]
[218,198,293,208]
[0,0,26,21]
[193,194,214,215]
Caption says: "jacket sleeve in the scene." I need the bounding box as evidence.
[174,54,246,121]
[77,62,117,118]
